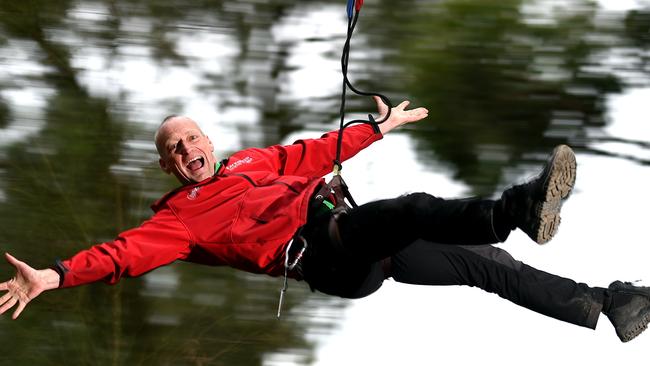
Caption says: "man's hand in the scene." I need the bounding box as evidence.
[373,96,429,135]
[0,253,60,319]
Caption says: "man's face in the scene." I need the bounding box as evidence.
[156,117,216,184]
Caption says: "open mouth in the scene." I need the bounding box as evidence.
[186,156,205,172]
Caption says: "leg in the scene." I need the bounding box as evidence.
[302,194,507,299]
[334,144,577,262]
[336,193,506,262]
[301,235,650,341]
[301,144,578,308]
[390,240,604,329]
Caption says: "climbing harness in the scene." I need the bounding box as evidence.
[277,0,395,319]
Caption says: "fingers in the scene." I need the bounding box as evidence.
[373,96,389,116]
[396,100,411,110]
[5,253,21,268]
[5,252,16,263]
[379,99,426,114]
[374,99,429,133]
[0,290,28,319]
[408,107,429,119]
[0,253,33,320]
[0,291,12,308]
[5,253,32,275]
[12,301,26,320]
[0,296,17,315]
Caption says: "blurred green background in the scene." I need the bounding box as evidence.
[0,0,648,365]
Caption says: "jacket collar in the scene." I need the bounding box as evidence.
[150,158,229,212]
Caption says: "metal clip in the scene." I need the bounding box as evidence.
[277,236,308,319]
[277,274,289,319]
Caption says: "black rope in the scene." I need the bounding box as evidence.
[333,6,394,172]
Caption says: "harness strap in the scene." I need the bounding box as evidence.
[313,174,358,212]
[328,211,345,246]
[278,175,356,319]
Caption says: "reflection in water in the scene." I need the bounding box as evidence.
[0,0,649,365]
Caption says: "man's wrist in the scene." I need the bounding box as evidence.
[39,268,62,290]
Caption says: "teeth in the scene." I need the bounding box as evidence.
[186,156,203,168]
[186,156,201,165]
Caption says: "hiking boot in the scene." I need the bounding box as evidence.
[604,281,650,342]
[498,145,576,244]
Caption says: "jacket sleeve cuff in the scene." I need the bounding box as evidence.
[371,119,381,134]
[51,259,69,288]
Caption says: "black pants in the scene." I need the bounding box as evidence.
[300,192,604,329]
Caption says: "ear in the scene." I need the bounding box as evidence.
[159,158,172,174]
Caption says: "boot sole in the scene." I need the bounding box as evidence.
[620,308,650,342]
[534,145,576,244]
[609,281,650,342]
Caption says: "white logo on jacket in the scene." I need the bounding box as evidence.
[226,156,253,171]
[187,186,201,200]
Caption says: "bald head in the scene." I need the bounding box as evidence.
[155,116,216,184]
[155,115,200,156]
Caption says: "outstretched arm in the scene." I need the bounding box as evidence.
[0,208,191,319]
[0,253,60,320]
[374,96,429,135]
[234,97,428,178]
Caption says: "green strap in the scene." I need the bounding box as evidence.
[322,199,335,210]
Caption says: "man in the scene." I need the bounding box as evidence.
[1,97,649,343]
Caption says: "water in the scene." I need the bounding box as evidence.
[0,0,649,365]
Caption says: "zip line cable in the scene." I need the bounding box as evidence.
[333,0,394,174]
[277,1,396,319]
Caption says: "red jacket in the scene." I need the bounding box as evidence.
[60,124,382,288]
